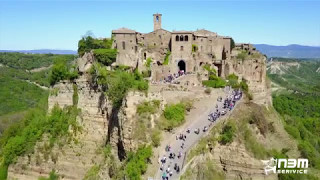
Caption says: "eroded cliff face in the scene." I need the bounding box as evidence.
[7,51,166,179]
[112,91,164,154]
[8,76,110,180]
[226,52,271,106]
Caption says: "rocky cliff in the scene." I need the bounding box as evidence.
[7,52,166,179]
[8,76,109,180]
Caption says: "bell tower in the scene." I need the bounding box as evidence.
[153,13,162,31]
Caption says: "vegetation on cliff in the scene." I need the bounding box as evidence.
[163,50,171,65]
[93,49,117,66]
[145,57,152,68]
[125,145,152,180]
[0,102,80,179]
[89,63,148,108]
[159,101,193,130]
[218,121,236,145]
[134,100,161,147]
[49,58,79,85]
[202,64,226,88]
[78,35,113,57]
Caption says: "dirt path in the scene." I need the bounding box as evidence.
[24,80,49,90]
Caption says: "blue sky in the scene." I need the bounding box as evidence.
[0,0,319,50]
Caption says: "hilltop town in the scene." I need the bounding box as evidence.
[5,14,277,180]
[110,13,270,105]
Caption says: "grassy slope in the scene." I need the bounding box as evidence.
[267,59,320,94]
[268,58,320,178]
[0,53,76,135]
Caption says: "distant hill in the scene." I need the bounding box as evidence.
[267,58,320,93]
[0,49,77,55]
[254,44,320,58]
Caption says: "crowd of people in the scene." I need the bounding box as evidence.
[151,70,186,84]
[159,88,242,180]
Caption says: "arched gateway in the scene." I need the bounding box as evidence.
[178,60,186,72]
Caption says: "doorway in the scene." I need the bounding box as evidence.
[178,60,186,72]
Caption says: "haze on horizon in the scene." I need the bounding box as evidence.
[0,0,319,50]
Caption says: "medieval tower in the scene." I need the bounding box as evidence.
[153,13,162,31]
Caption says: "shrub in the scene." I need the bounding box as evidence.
[227,73,238,81]
[83,165,100,180]
[219,122,236,145]
[93,49,117,66]
[163,51,171,65]
[151,129,161,147]
[49,58,79,85]
[298,141,320,168]
[145,57,152,68]
[103,144,112,159]
[125,146,152,180]
[209,74,218,80]
[72,84,78,106]
[236,50,248,61]
[163,103,186,127]
[93,68,148,108]
[78,35,113,57]
[141,70,151,78]
[202,78,226,88]
[240,80,249,92]
[203,64,216,75]
[49,58,70,85]
[136,101,159,115]
[284,125,300,139]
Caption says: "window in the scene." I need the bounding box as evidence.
[193,36,196,40]
[180,46,184,51]
[180,35,184,41]
[122,41,125,50]
[176,35,179,41]
[135,46,138,53]
[185,35,188,41]
[156,16,159,22]
[159,35,162,39]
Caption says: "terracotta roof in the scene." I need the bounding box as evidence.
[112,27,136,34]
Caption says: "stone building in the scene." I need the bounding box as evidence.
[111,13,233,80]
